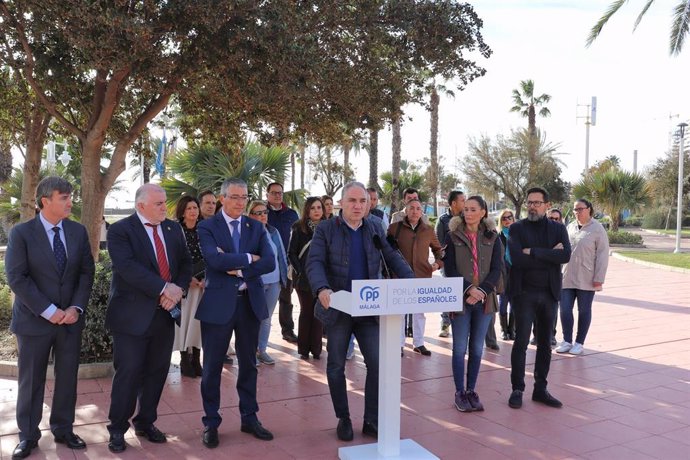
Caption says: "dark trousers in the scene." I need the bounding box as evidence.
[108,309,174,434]
[16,326,82,442]
[278,279,295,334]
[326,315,379,423]
[511,289,557,393]
[200,295,260,428]
[296,288,323,357]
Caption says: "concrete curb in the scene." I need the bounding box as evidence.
[0,360,114,379]
[639,228,690,239]
[610,251,690,274]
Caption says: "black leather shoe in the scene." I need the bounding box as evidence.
[12,440,37,459]
[282,332,298,343]
[336,417,353,441]
[413,346,432,356]
[202,427,219,448]
[532,390,563,408]
[108,433,126,453]
[135,425,167,443]
[241,421,274,441]
[508,389,523,409]
[362,421,378,438]
[54,432,86,449]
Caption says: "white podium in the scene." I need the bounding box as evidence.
[329,277,463,460]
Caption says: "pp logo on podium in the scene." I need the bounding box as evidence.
[360,286,380,302]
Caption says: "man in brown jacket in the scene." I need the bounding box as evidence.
[388,199,444,356]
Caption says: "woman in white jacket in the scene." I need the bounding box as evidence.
[556,199,609,356]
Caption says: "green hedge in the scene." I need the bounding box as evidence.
[641,209,690,229]
[607,230,643,245]
[80,252,113,363]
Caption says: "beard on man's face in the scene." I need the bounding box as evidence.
[527,210,544,222]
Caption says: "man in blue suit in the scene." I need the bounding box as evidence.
[6,177,95,459]
[196,178,276,448]
[105,183,192,453]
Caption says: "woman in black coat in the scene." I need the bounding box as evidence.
[288,196,325,359]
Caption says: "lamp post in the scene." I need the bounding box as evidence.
[675,122,687,254]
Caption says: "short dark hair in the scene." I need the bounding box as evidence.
[575,198,594,217]
[175,195,201,222]
[36,176,73,209]
[402,187,418,198]
[526,186,549,202]
[447,190,464,206]
[267,182,283,192]
[198,190,215,202]
[366,187,378,195]
[548,208,562,218]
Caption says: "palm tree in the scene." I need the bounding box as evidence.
[510,79,551,137]
[586,1,690,56]
[428,83,455,217]
[573,169,651,231]
[390,114,402,214]
[160,140,296,212]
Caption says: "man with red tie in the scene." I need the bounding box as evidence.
[105,183,192,453]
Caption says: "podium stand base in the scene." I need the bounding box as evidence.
[338,439,439,460]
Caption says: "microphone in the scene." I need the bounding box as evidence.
[373,234,392,279]
[386,234,399,250]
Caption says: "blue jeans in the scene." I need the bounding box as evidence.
[450,304,492,392]
[258,282,281,353]
[326,315,379,423]
[560,289,595,345]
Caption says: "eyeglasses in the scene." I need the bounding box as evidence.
[501,215,514,221]
[227,195,249,201]
[526,201,545,207]
[250,209,269,215]
[573,207,588,212]
[549,217,561,221]
[268,191,283,196]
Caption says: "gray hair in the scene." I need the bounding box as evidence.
[36,176,73,209]
[341,181,368,201]
[135,183,165,205]
[220,178,247,196]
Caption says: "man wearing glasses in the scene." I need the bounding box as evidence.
[266,182,299,343]
[196,178,277,448]
[507,187,571,410]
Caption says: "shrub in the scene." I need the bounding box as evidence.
[0,261,11,329]
[642,208,690,229]
[622,215,643,227]
[607,230,643,245]
[80,252,113,363]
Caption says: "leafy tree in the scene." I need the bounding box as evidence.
[645,146,690,228]
[510,79,551,137]
[160,140,295,211]
[464,129,564,218]
[586,0,690,56]
[586,155,621,175]
[0,67,51,222]
[1,1,490,257]
[573,169,651,231]
[307,145,352,197]
[380,160,427,207]
[427,83,455,217]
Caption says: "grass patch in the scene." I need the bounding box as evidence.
[653,228,690,238]
[616,251,690,269]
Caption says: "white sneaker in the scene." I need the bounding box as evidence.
[569,343,584,355]
[555,342,572,353]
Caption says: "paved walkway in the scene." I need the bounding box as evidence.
[1,256,689,459]
[623,227,689,252]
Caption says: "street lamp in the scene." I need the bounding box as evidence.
[675,122,687,254]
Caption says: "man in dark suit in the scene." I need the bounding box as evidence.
[196,178,276,448]
[105,183,192,453]
[6,176,95,459]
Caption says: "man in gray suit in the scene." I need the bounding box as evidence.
[5,176,95,459]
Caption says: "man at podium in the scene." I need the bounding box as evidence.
[307,181,415,442]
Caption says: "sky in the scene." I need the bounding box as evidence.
[106,0,689,206]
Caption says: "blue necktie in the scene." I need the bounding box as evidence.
[230,220,240,253]
[52,226,67,275]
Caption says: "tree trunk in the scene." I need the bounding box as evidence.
[290,149,296,190]
[342,141,351,182]
[299,142,306,190]
[19,110,51,222]
[429,88,440,217]
[390,116,402,214]
[368,128,379,189]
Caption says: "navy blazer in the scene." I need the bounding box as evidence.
[105,214,193,336]
[6,216,95,336]
[195,212,275,325]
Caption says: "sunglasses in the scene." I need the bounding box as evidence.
[250,210,269,216]
[549,217,561,221]
[501,215,514,221]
